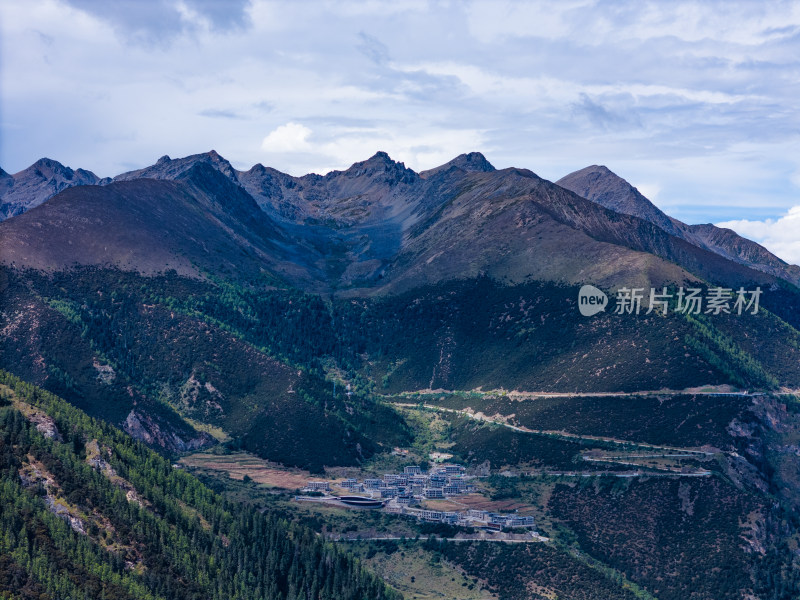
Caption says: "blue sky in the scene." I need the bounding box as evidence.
[2,0,800,262]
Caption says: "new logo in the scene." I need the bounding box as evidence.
[578,285,608,316]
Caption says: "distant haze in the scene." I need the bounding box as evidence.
[2,0,799,262]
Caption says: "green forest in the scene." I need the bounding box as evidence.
[0,370,399,600]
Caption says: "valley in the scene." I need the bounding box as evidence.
[172,384,800,600]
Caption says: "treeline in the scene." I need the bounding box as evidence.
[684,312,778,389]
[0,370,400,600]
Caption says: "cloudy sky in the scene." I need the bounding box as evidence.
[2,0,800,262]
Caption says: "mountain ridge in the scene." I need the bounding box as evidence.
[0,158,110,220]
[3,150,794,298]
[4,150,796,288]
[556,164,800,285]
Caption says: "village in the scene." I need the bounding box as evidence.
[299,462,537,531]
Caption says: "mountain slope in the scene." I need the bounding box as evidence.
[555,165,681,236]
[0,370,399,600]
[2,151,800,600]
[0,158,110,221]
[0,161,326,288]
[0,267,408,471]
[557,165,800,286]
[1,150,799,465]
[378,164,783,297]
[5,151,796,295]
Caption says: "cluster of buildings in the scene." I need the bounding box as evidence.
[301,464,534,529]
[328,464,475,503]
[304,464,474,501]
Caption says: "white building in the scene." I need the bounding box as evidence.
[439,464,465,474]
[419,509,443,521]
[427,476,447,488]
[507,516,536,528]
[441,512,459,524]
[467,509,489,520]
[396,494,418,506]
[384,474,408,485]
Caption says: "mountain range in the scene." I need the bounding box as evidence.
[2,151,799,449]
[2,150,798,292]
[2,149,800,600]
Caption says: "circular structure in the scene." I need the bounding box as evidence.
[336,496,385,508]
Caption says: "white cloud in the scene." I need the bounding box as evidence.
[717,206,800,265]
[465,0,800,46]
[465,0,589,43]
[791,169,800,189]
[261,122,313,152]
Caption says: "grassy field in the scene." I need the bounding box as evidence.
[349,544,497,600]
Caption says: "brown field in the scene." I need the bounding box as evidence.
[419,498,466,511]
[179,452,313,489]
[457,494,535,514]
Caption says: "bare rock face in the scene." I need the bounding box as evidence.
[556,165,681,237]
[29,411,63,442]
[419,151,496,178]
[0,158,110,221]
[124,409,213,453]
[685,223,800,285]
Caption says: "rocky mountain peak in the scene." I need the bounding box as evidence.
[419,152,496,179]
[449,152,495,172]
[0,158,108,221]
[557,164,679,236]
[559,164,800,284]
[331,151,418,187]
[114,150,239,185]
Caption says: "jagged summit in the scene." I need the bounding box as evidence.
[24,157,95,179]
[2,149,799,286]
[327,151,418,185]
[457,151,495,171]
[0,157,108,220]
[420,151,495,178]
[368,150,392,161]
[115,150,239,183]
